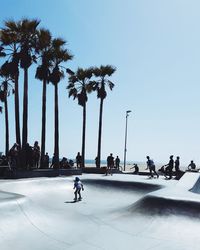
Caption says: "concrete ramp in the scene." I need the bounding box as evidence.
[190,174,200,194]
[177,172,200,190]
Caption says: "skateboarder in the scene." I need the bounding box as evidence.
[73,177,84,201]
[146,156,159,178]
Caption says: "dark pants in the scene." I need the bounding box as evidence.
[165,167,173,179]
[150,166,159,178]
[74,189,81,200]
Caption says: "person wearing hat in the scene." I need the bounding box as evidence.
[73,177,84,201]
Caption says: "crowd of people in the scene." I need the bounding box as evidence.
[144,155,199,180]
[103,153,199,179]
[0,141,41,170]
[0,142,79,170]
[0,146,199,179]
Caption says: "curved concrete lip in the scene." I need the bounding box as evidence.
[0,173,199,250]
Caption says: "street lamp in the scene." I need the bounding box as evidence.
[123,110,132,171]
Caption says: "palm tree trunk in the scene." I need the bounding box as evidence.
[40,79,47,168]
[22,68,28,148]
[54,83,59,168]
[81,103,86,168]
[97,98,104,168]
[4,83,9,156]
[14,73,21,147]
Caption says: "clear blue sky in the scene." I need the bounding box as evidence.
[0,0,200,165]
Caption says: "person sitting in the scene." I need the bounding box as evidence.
[68,159,74,168]
[0,155,8,166]
[188,160,196,171]
[60,157,68,168]
[130,164,139,174]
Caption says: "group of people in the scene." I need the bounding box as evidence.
[143,155,198,180]
[105,153,121,175]
[50,154,74,169]
[6,141,41,170]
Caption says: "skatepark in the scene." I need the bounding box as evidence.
[0,172,200,250]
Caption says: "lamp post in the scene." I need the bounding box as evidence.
[123,110,131,171]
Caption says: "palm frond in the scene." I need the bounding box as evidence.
[68,87,77,99]
[66,68,74,75]
[108,80,115,90]
[67,83,75,89]
[36,28,52,51]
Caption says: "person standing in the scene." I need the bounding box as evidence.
[175,156,180,178]
[164,155,174,179]
[115,156,120,170]
[106,153,114,176]
[76,152,82,168]
[44,152,49,168]
[146,156,159,178]
[33,141,40,168]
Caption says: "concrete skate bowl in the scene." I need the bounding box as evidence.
[1,176,200,250]
[128,195,200,218]
[83,178,162,193]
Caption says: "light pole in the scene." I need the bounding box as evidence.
[123,110,131,171]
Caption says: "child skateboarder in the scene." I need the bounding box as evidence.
[73,177,84,201]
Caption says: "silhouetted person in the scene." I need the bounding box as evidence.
[146,156,159,178]
[174,156,180,178]
[8,143,20,169]
[131,164,139,174]
[68,159,74,168]
[44,152,49,168]
[164,155,174,179]
[50,153,56,168]
[95,157,99,168]
[33,141,40,168]
[25,143,33,170]
[106,153,114,176]
[0,155,8,166]
[188,160,196,170]
[115,156,120,169]
[60,157,68,168]
[76,152,82,168]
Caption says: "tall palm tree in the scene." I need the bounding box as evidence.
[67,67,94,168]
[35,28,52,168]
[0,74,14,156]
[0,22,21,147]
[49,38,73,168]
[17,18,40,149]
[93,65,116,168]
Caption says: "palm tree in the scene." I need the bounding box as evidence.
[93,65,116,168]
[0,73,14,156]
[67,67,94,168]
[0,22,21,147]
[49,38,73,168]
[35,28,52,168]
[17,18,40,149]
